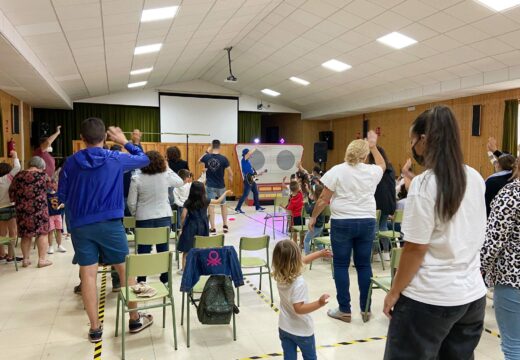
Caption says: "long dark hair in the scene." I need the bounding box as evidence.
[368,145,394,173]
[412,106,466,222]
[166,146,181,162]
[184,181,210,211]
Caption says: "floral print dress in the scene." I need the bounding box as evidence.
[9,170,54,237]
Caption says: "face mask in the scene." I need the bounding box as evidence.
[411,140,424,166]
[47,146,53,153]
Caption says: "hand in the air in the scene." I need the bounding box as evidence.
[367,130,378,149]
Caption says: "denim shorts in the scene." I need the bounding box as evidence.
[70,219,129,266]
[206,186,226,204]
[0,206,16,221]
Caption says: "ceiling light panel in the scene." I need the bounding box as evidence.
[289,76,310,86]
[130,67,153,75]
[474,0,520,12]
[134,43,162,55]
[141,6,179,22]
[377,32,417,49]
[261,88,281,96]
[321,59,352,72]
[128,81,147,88]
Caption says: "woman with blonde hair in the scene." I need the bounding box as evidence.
[309,131,386,323]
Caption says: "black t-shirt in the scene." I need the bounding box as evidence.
[201,153,229,188]
[375,165,397,215]
[485,172,512,216]
[168,159,189,174]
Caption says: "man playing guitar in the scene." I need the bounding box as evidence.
[235,148,266,214]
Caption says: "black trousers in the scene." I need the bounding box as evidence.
[384,295,486,360]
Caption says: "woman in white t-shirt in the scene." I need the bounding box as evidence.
[383,106,487,359]
[309,131,386,323]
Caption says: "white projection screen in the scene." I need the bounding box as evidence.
[159,93,238,143]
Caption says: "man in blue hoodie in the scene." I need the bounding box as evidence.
[58,117,151,343]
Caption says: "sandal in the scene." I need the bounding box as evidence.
[223,225,229,233]
[22,259,32,267]
[327,308,352,323]
[209,228,217,234]
[129,312,154,333]
[37,259,53,268]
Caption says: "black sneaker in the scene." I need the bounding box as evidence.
[74,283,82,294]
[235,208,245,214]
[88,326,103,343]
[256,207,266,212]
[6,256,23,262]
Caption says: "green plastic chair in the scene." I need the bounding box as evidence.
[363,247,402,322]
[0,237,18,271]
[115,251,177,359]
[169,211,181,268]
[237,235,272,306]
[309,236,334,277]
[377,210,404,248]
[123,216,136,242]
[180,234,233,348]
[134,226,170,254]
[372,210,385,270]
[263,195,290,240]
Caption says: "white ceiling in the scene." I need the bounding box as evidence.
[1,0,520,118]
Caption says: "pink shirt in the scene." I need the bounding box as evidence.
[34,148,55,177]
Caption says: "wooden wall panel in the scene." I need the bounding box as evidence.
[0,89,31,167]
[72,141,244,196]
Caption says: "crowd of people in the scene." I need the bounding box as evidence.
[0,105,518,359]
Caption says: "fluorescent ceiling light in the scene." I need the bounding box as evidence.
[289,76,310,86]
[377,32,417,49]
[321,59,352,72]
[130,67,153,75]
[141,6,179,22]
[261,89,280,97]
[134,43,162,55]
[474,0,520,11]
[128,81,147,88]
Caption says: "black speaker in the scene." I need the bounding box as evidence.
[363,119,369,138]
[31,121,50,147]
[314,141,328,163]
[11,105,19,134]
[319,131,334,150]
[472,105,481,136]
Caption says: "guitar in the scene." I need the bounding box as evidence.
[246,169,268,185]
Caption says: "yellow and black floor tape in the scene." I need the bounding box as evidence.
[93,267,108,359]
[244,277,279,313]
[485,327,501,338]
[238,336,386,359]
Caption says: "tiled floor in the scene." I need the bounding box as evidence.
[0,203,503,360]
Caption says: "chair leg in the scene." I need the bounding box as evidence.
[181,292,185,325]
[115,294,120,337]
[309,241,314,270]
[170,296,178,350]
[232,310,236,341]
[267,267,274,304]
[272,217,275,240]
[121,305,126,360]
[237,285,240,307]
[363,281,374,323]
[9,242,18,271]
[163,298,166,328]
[259,266,263,290]
[263,218,267,235]
[187,293,190,348]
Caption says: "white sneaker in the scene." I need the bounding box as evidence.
[57,245,67,253]
[47,246,54,254]
[372,254,381,262]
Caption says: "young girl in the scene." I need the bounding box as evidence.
[285,181,304,243]
[303,184,325,255]
[176,181,230,274]
[272,240,330,360]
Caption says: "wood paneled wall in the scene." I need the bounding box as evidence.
[72,141,244,196]
[0,90,31,167]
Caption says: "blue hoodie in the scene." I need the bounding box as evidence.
[58,143,149,229]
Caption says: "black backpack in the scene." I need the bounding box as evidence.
[197,275,239,325]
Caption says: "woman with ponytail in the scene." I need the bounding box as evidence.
[383,106,487,359]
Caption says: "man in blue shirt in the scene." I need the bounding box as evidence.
[235,148,265,213]
[199,139,232,233]
[58,118,152,343]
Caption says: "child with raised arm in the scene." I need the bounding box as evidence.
[176,181,231,274]
[272,240,331,360]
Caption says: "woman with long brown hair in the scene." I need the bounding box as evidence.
[383,106,487,359]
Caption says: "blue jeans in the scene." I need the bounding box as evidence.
[303,226,323,255]
[331,218,375,313]
[494,284,520,360]
[236,179,261,210]
[136,216,171,284]
[279,328,317,360]
[378,212,391,252]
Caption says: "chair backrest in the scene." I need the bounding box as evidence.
[134,227,170,250]
[126,251,172,278]
[376,210,381,224]
[393,209,404,224]
[274,195,289,210]
[195,234,224,249]
[322,206,331,217]
[123,216,136,229]
[390,247,403,280]
[240,235,269,251]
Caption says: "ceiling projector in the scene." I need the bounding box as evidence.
[224,46,238,83]
[225,74,237,83]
